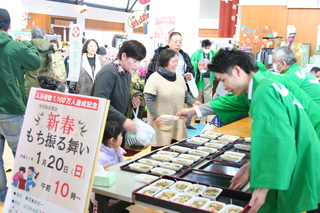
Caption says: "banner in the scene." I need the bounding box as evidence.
[154,16,175,49]
[67,24,83,82]
[4,88,109,213]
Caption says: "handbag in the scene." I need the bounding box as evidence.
[201,116,221,134]
[125,108,155,150]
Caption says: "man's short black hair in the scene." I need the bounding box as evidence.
[201,39,212,48]
[209,48,255,75]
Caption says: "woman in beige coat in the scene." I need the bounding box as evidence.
[144,49,201,150]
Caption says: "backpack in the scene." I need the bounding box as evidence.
[47,50,67,83]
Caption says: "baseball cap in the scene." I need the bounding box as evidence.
[0,8,10,23]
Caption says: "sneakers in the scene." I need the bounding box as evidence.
[194,120,201,124]
[186,126,196,130]
[5,167,12,172]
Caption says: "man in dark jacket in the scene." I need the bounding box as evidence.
[146,32,196,129]
[25,26,52,99]
[0,8,40,202]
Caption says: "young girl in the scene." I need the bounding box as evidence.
[98,121,126,168]
[91,121,129,213]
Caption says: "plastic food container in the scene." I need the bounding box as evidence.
[157,151,179,157]
[186,137,209,145]
[170,192,195,204]
[234,144,251,151]
[224,151,246,158]
[199,134,219,140]
[170,145,191,153]
[185,184,207,195]
[197,146,218,154]
[210,140,230,146]
[159,162,183,171]
[205,142,225,149]
[169,181,192,192]
[151,154,174,162]
[150,179,175,189]
[220,154,242,163]
[186,197,210,209]
[201,201,226,212]
[178,154,201,161]
[128,163,153,172]
[201,186,223,199]
[171,157,194,166]
[135,174,158,183]
[137,186,161,196]
[188,149,210,157]
[138,158,162,167]
[154,189,179,200]
[219,204,244,213]
[244,137,251,142]
[151,167,176,176]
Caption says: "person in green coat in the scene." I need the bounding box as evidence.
[210,48,320,213]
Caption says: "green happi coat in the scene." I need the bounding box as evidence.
[209,71,320,140]
[190,49,216,89]
[249,72,320,213]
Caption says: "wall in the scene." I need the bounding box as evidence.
[239,5,320,56]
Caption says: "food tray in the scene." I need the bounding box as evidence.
[133,175,251,213]
[198,160,241,177]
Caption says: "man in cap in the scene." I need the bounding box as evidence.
[0,8,40,202]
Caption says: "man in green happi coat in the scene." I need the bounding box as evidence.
[202,48,320,212]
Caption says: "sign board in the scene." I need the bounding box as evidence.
[154,16,175,49]
[4,88,109,213]
[67,24,83,82]
[128,10,148,29]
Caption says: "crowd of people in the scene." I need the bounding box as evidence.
[1,6,320,213]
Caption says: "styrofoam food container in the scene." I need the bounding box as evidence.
[154,189,179,200]
[159,162,183,171]
[220,154,242,163]
[185,184,207,195]
[199,134,218,140]
[201,201,226,212]
[151,154,174,162]
[234,144,251,151]
[219,204,244,213]
[138,158,161,167]
[186,137,209,145]
[186,197,211,209]
[169,180,192,192]
[178,154,201,161]
[137,186,161,196]
[151,167,176,176]
[171,157,194,166]
[170,145,191,153]
[224,151,246,158]
[205,142,225,149]
[158,150,179,157]
[150,179,175,189]
[135,174,158,183]
[201,186,223,199]
[170,192,195,204]
[128,163,153,172]
[210,140,230,146]
[244,137,251,142]
[197,146,218,154]
[188,149,210,157]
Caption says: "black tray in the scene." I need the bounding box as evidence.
[120,150,206,177]
[198,160,241,176]
[163,143,223,159]
[133,175,251,213]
